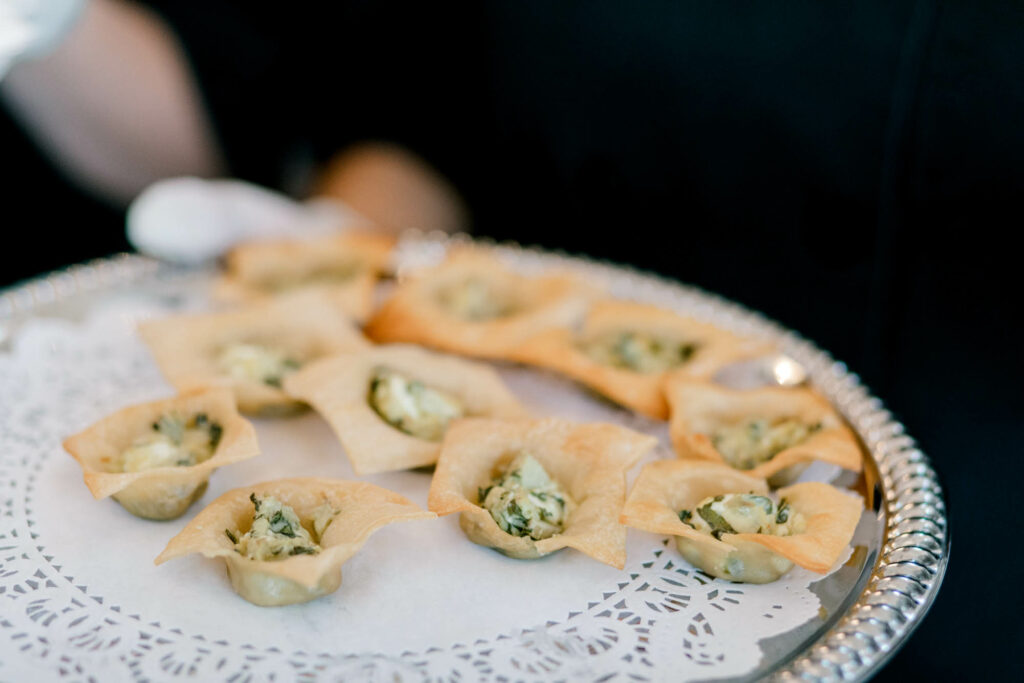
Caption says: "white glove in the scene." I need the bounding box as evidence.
[126,177,366,265]
[0,0,85,78]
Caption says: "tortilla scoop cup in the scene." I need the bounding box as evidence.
[155,478,435,606]
[620,460,863,583]
[139,289,369,416]
[666,379,863,485]
[428,417,657,568]
[62,389,259,520]
[283,345,529,474]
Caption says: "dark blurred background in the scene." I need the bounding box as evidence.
[3,1,1021,678]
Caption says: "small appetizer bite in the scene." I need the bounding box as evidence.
[214,231,394,322]
[428,417,657,568]
[620,460,862,583]
[63,389,259,520]
[155,478,434,606]
[283,345,528,474]
[365,249,599,359]
[139,290,369,415]
[666,380,862,485]
[511,300,774,419]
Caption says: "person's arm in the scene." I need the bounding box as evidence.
[1,0,224,205]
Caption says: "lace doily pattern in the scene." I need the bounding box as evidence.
[0,238,948,681]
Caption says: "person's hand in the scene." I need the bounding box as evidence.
[126,177,366,265]
[0,0,86,78]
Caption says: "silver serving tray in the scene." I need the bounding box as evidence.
[0,234,948,681]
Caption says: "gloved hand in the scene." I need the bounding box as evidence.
[0,0,86,78]
[126,177,366,265]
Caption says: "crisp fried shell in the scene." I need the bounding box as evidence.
[666,379,863,480]
[155,478,434,606]
[428,417,657,568]
[139,289,369,415]
[63,388,259,520]
[620,460,862,576]
[366,248,599,359]
[283,345,529,474]
[512,300,774,419]
[213,231,394,322]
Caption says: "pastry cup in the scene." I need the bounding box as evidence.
[511,300,774,419]
[283,345,529,474]
[365,248,599,359]
[139,290,370,416]
[214,231,394,322]
[155,478,435,606]
[428,417,657,568]
[666,379,863,484]
[620,460,863,583]
[63,389,260,520]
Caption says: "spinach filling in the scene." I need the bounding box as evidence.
[582,331,697,374]
[367,367,464,441]
[228,494,338,561]
[479,453,574,541]
[711,418,823,470]
[679,493,802,541]
[120,412,223,472]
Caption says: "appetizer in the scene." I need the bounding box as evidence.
[428,417,657,568]
[156,478,434,606]
[214,231,394,322]
[139,289,369,415]
[63,389,259,520]
[283,345,528,474]
[366,249,599,359]
[666,380,862,485]
[511,300,774,419]
[620,460,862,583]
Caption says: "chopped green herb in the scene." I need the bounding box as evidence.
[269,510,296,537]
[224,529,238,544]
[698,503,737,540]
[208,422,223,449]
[478,485,493,503]
[154,414,185,444]
[776,499,791,524]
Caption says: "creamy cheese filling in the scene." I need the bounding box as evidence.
[228,495,338,561]
[119,412,223,472]
[581,331,697,373]
[217,343,302,388]
[368,367,465,441]
[711,418,822,470]
[480,453,575,541]
[679,493,804,540]
[436,277,516,321]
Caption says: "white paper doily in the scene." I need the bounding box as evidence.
[0,237,948,682]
